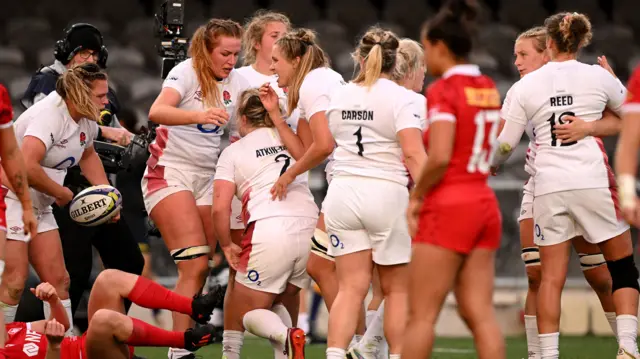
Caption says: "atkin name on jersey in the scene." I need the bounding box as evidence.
[255,145,287,158]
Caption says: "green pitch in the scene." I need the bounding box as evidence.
[135,336,619,358]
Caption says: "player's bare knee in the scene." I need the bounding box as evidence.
[583,268,612,297]
[522,247,541,291]
[94,268,119,289]
[91,309,120,333]
[176,256,209,281]
[3,270,27,301]
[606,255,639,294]
[525,266,541,291]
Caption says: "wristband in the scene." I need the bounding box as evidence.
[617,174,637,210]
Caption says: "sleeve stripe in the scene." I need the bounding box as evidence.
[0,122,13,129]
[622,103,640,114]
[429,113,456,123]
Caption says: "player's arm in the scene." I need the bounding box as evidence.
[0,126,32,209]
[20,137,68,200]
[296,119,313,150]
[211,179,238,269]
[148,88,201,125]
[280,111,334,178]
[410,120,454,199]
[79,145,109,186]
[553,109,621,143]
[615,109,640,211]
[28,283,71,333]
[44,320,65,359]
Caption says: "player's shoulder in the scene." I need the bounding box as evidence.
[235,65,254,78]
[227,68,251,89]
[302,67,344,90]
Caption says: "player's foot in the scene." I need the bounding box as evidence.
[617,348,640,359]
[184,324,220,352]
[191,285,224,324]
[346,346,379,359]
[285,327,306,359]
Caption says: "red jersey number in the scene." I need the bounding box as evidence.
[467,109,500,174]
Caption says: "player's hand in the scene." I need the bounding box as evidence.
[55,187,74,207]
[109,211,121,223]
[195,108,229,127]
[31,282,59,303]
[553,115,593,143]
[270,172,294,201]
[101,127,133,146]
[258,83,281,115]
[44,319,65,346]
[221,243,241,271]
[598,56,616,78]
[406,195,422,238]
[21,207,38,236]
[622,197,640,228]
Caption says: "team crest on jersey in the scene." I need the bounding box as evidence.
[223,90,232,105]
[80,132,87,147]
[7,327,21,336]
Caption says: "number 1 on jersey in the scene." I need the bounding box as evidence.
[353,126,364,157]
[467,110,501,174]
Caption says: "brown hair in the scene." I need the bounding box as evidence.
[274,28,329,116]
[516,26,547,53]
[544,12,592,54]
[237,89,274,128]
[352,27,400,87]
[391,38,424,82]
[242,10,291,65]
[56,62,107,121]
[190,19,243,108]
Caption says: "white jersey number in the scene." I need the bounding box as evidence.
[467,110,501,174]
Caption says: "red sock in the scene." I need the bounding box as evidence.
[126,318,185,348]
[127,276,192,315]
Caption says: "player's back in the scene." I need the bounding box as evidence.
[215,127,318,225]
[504,60,626,196]
[425,65,501,202]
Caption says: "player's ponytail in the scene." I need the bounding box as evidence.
[275,29,329,116]
[353,27,399,88]
[237,89,274,129]
[56,62,107,121]
[545,12,592,54]
[190,19,243,109]
[391,39,424,83]
[421,0,479,60]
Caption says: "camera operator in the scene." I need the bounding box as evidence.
[19,23,144,325]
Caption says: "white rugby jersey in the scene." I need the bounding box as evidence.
[5,92,99,209]
[214,127,318,224]
[326,78,423,186]
[236,65,300,132]
[502,83,536,177]
[297,67,345,121]
[502,60,626,196]
[148,58,251,173]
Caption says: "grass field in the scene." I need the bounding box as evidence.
[135,336,620,358]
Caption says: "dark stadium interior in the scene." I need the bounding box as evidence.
[1,0,638,282]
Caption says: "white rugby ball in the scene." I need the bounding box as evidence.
[69,185,122,227]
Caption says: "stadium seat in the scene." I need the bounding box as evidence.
[556,0,607,25]
[129,76,163,103]
[375,21,406,38]
[89,0,145,30]
[0,47,25,67]
[382,0,432,39]
[8,76,31,102]
[107,46,146,69]
[305,20,350,43]
[0,65,30,87]
[326,0,379,39]
[498,0,548,31]
[64,18,113,36]
[612,0,640,39]
[591,24,637,80]
[211,0,258,23]
[269,0,322,26]
[477,23,519,78]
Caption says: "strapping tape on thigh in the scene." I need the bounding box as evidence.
[521,247,540,267]
[170,245,211,263]
[579,253,606,271]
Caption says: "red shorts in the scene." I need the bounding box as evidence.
[61,334,135,359]
[414,195,502,254]
[0,186,7,232]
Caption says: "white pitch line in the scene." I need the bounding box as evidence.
[433,347,475,354]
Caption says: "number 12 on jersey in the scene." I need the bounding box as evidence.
[467,110,501,174]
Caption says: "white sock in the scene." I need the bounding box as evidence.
[167,348,193,358]
[617,315,639,355]
[271,304,293,359]
[326,347,346,359]
[524,315,541,359]
[221,330,244,359]
[349,335,363,349]
[605,312,618,338]
[539,332,559,359]
[243,309,288,345]
[209,308,224,327]
[359,302,387,355]
[366,310,377,328]
[43,299,74,336]
[298,312,310,334]
[389,355,401,359]
[0,302,18,323]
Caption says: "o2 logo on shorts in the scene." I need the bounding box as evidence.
[197,124,222,134]
[330,234,344,250]
[534,224,545,241]
[247,269,262,286]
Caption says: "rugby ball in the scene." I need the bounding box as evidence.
[69,185,122,227]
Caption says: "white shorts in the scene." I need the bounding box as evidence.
[5,197,58,242]
[142,165,214,213]
[518,179,534,222]
[324,176,411,265]
[230,197,244,230]
[236,216,315,294]
[533,188,629,246]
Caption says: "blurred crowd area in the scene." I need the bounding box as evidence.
[2,0,640,281]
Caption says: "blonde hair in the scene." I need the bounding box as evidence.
[352,27,399,87]
[237,89,274,128]
[56,63,107,121]
[190,19,243,108]
[545,12,592,54]
[391,38,424,82]
[275,28,329,116]
[516,26,547,53]
[242,10,291,65]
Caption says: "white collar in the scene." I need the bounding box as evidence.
[442,64,481,79]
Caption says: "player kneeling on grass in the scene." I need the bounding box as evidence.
[0,270,223,359]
